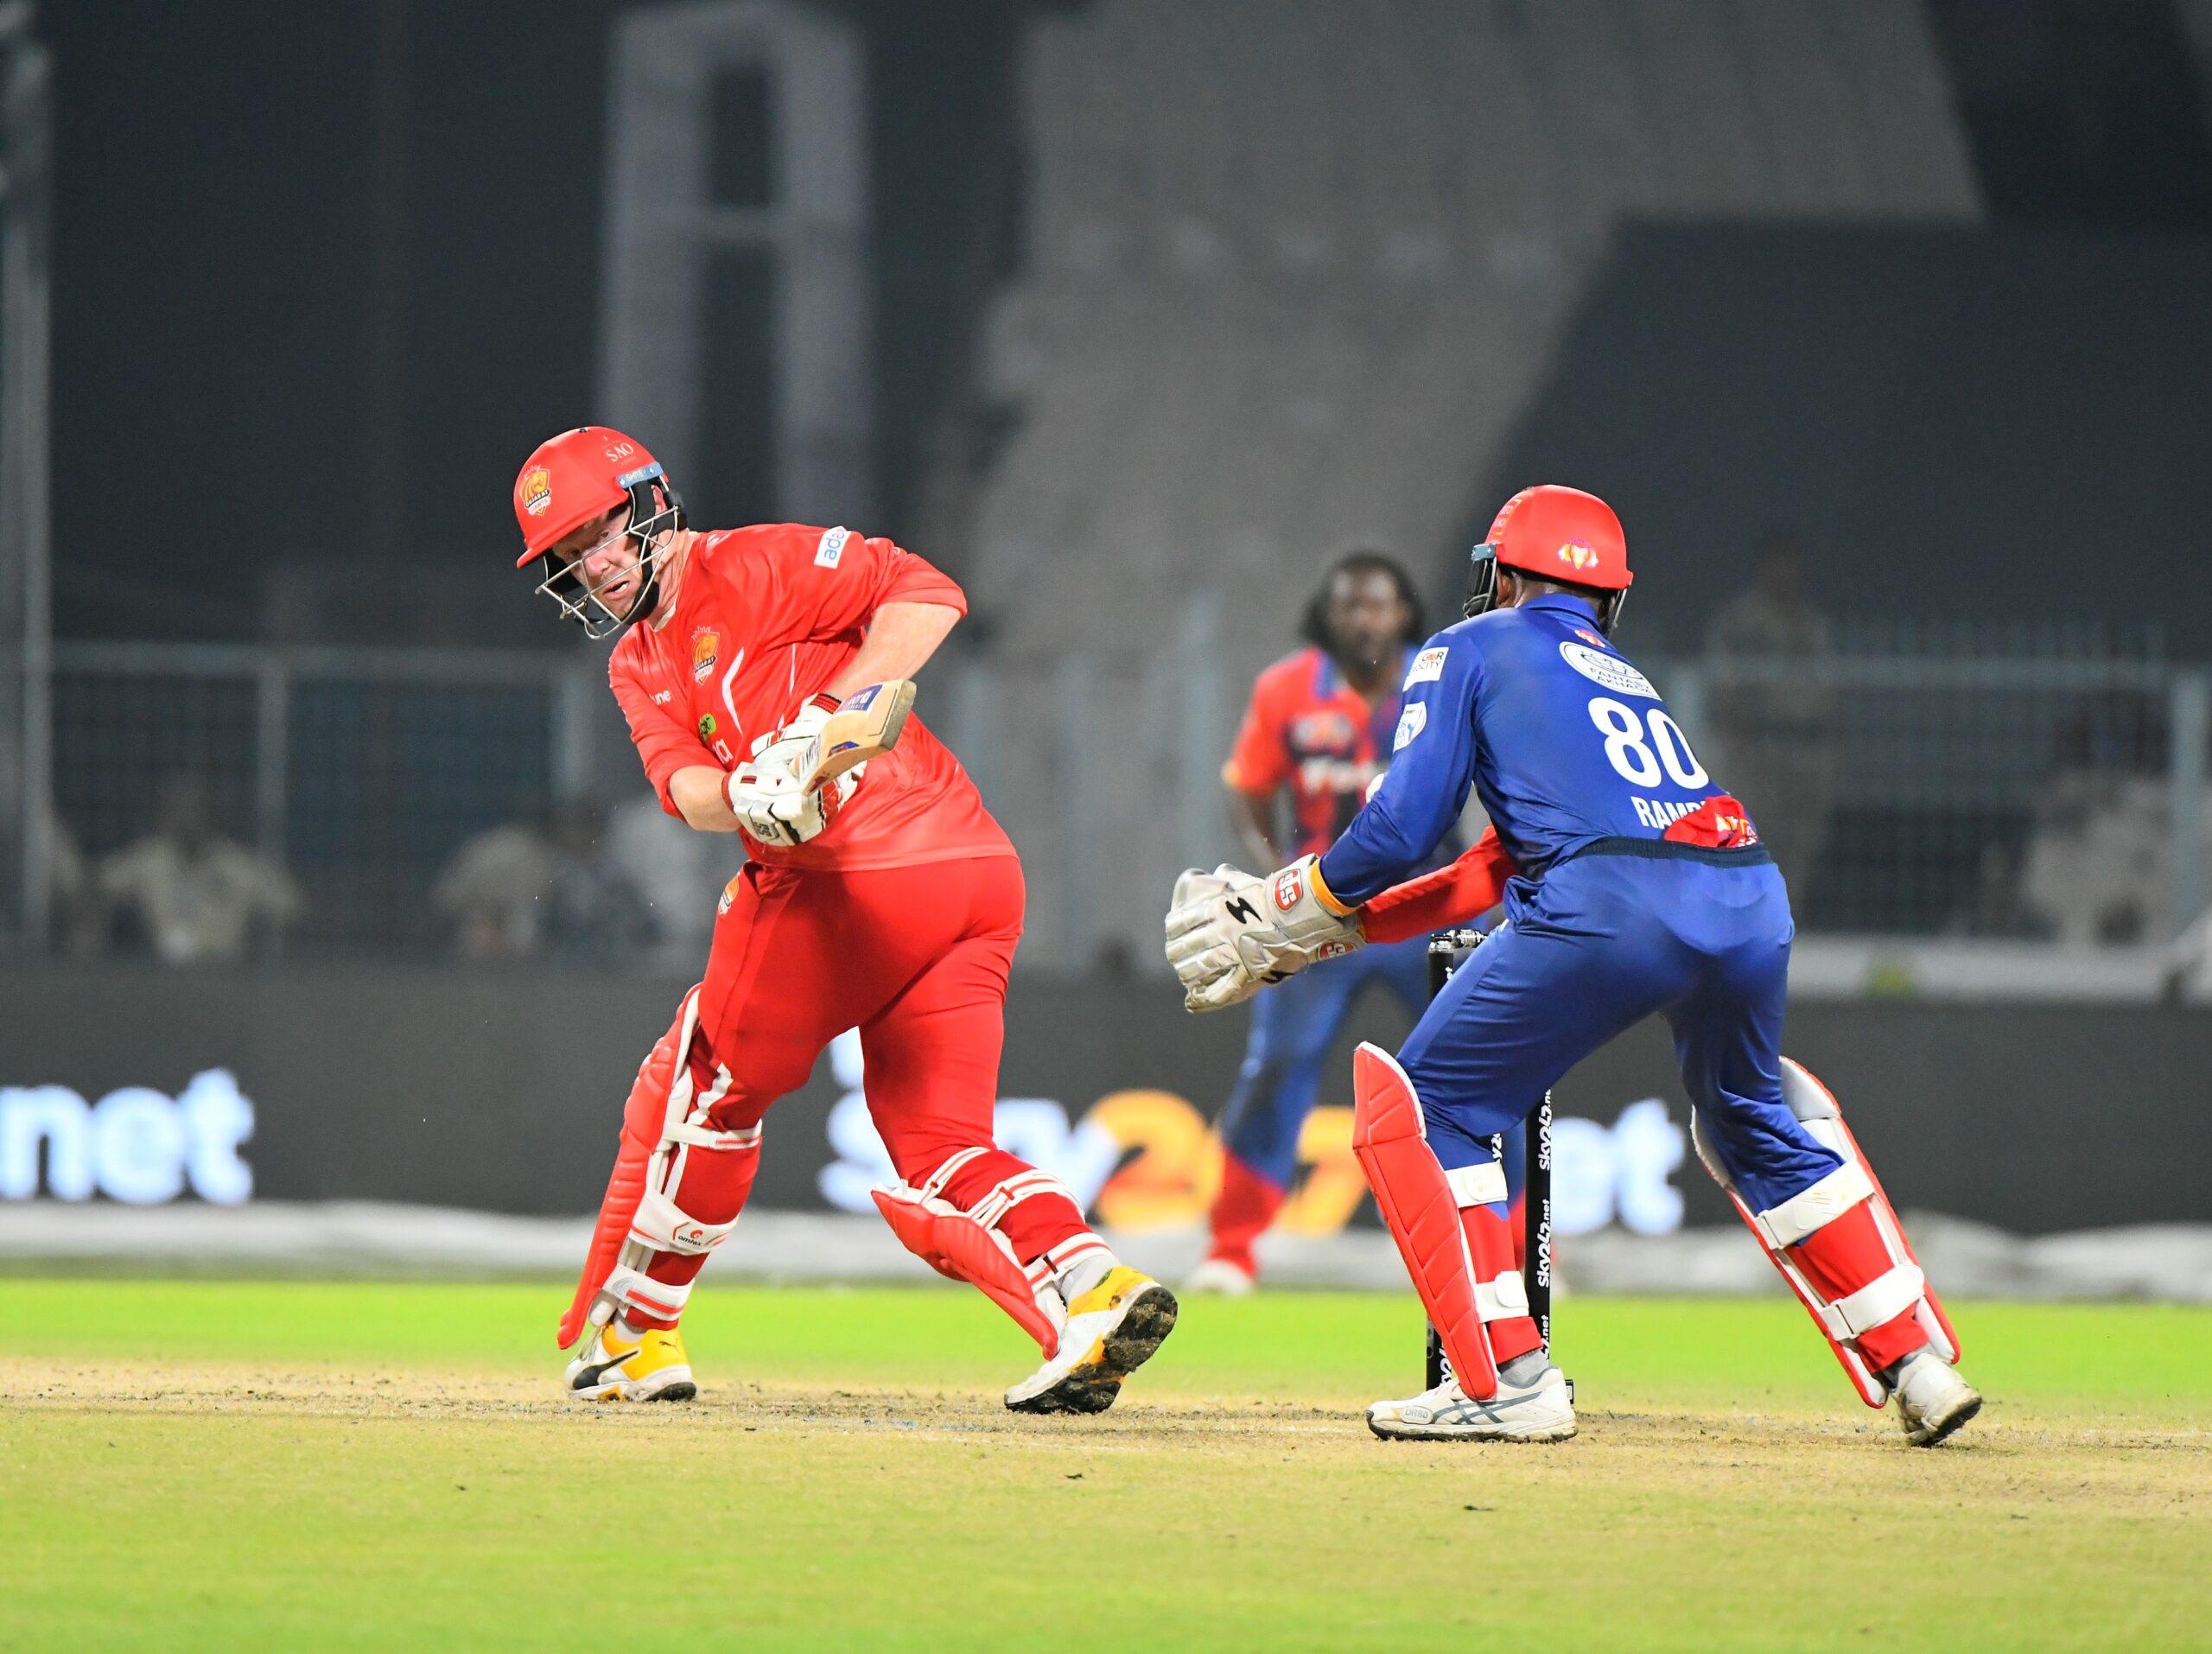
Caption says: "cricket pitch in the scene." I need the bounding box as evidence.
[3,1282,2206,1651]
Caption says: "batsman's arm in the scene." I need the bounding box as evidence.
[1356,826,1515,944]
[668,767,744,832]
[826,601,960,700]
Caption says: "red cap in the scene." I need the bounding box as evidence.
[512,427,666,564]
[1482,485,1632,592]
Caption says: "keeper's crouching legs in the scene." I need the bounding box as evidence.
[1694,1058,1978,1444]
[1351,1044,1576,1441]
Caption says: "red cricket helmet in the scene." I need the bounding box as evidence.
[1464,484,1634,632]
[512,426,686,639]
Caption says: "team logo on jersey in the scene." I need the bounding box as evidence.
[519,467,552,517]
[1393,703,1427,751]
[1290,710,1356,752]
[697,713,717,741]
[691,628,720,682]
[1560,639,1657,699]
[1556,540,1599,573]
[1404,646,1448,687]
[815,526,850,569]
[1273,868,1305,912]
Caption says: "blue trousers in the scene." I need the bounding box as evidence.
[1221,932,1526,1200]
[1397,848,1840,1218]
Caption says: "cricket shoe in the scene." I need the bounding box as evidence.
[1890,1349,1981,1447]
[1366,1365,1576,1443]
[1005,1266,1179,1415]
[565,1321,696,1403]
[1184,1256,1256,1295]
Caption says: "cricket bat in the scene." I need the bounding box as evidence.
[798,679,918,791]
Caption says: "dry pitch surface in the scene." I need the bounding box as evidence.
[2,1282,2206,1651]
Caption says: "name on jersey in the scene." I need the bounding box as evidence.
[1633,798,1706,830]
[1404,646,1448,687]
[1560,639,1657,699]
[815,526,850,568]
[1297,755,1382,794]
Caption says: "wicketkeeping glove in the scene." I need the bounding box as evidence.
[1163,855,1363,1013]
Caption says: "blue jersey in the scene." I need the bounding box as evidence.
[1318,595,1732,902]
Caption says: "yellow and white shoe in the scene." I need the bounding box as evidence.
[1005,1266,1178,1415]
[564,1320,696,1403]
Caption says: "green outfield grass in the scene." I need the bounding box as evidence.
[3,1281,2207,1651]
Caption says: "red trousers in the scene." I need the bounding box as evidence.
[638,854,1092,1317]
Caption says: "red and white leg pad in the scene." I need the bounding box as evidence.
[874,1148,1105,1358]
[1351,1043,1500,1400]
[557,987,761,1345]
[1693,1058,1961,1406]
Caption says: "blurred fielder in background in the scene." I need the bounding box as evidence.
[512,427,1177,1415]
[1192,551,1522,1293]
[1169,486,1978,1447]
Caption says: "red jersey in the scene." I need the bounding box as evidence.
[607,524,1013,873]
[1222,645,1413,859]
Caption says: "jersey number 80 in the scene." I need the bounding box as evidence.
[1587,696,1709,790]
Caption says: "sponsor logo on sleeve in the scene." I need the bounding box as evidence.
[650,689,673,705]
[1559,640,1658,699]
[1404,646,1449,687]
[1393,702,1427,750]
[697,713,717,741]
[815,526,851,569]
[519,467,552,517]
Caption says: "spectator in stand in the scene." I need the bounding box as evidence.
[434,802,553,960]
[604,792,728,968]
[541,798,654,961]
[435,798,652,961]
[93,774,302,964]
[0,737,89,951]
[1705,532,1840,900]
[2022,644,2186,946]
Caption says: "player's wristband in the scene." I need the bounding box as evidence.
[1304,855,1353,917]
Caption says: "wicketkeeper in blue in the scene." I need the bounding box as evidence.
[1167,486,1979,1446]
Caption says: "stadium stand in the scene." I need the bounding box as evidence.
[955,0,1980,965]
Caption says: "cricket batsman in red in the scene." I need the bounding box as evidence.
[512,426,1177,1412]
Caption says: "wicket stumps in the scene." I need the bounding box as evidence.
[1422,927,1554,1390]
